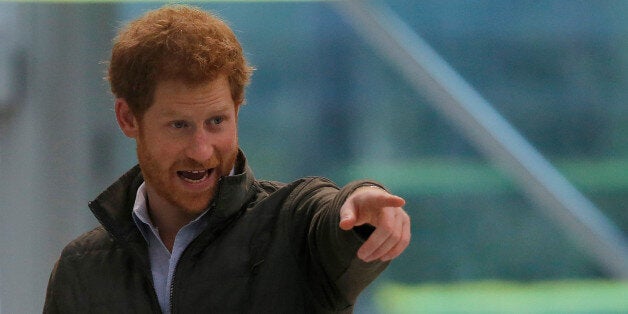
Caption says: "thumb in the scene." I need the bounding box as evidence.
[339,204,357,230]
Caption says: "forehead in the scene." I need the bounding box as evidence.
[149,76,235,117]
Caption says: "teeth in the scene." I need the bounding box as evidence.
[178,169,210,182]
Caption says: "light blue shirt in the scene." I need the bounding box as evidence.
[132,183,210,314]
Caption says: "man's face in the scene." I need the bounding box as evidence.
[135,75,239,217]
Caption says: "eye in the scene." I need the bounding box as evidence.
[209,117,224,125]
[170,121,188,129]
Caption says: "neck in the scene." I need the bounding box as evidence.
[150,212,187,253]
[145,188,199,253]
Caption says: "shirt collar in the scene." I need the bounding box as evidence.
[131,182,152,228]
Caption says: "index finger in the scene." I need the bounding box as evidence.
[358,191,406,210]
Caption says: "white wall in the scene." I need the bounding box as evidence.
[0,4,133,313]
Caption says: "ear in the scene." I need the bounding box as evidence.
[115,98,140,138]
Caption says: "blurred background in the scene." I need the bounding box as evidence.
[1,1,627,313]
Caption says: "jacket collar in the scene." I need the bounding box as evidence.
[88,149,256,245]
[209,150,257,220]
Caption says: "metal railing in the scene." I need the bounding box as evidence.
[332,0,628,279]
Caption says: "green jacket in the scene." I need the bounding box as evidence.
[44,152,389,313]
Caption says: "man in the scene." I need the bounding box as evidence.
[44,5,410,313]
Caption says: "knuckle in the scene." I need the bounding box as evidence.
[401,234,411,247]
[381,219,395,232]
[392,229,402,242]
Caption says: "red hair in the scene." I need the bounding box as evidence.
[107,5,254,116]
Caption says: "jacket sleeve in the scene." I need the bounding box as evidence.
[43,245,88,314]
[43,254,79,314]
[43,260,61,314]
[288,177,390,310]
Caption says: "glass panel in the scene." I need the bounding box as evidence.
[116,1,628,312]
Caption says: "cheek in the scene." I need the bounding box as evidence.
[217,128,239,150]
[157,138,185,156]
[140,135,185,164]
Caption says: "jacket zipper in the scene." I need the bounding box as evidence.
[169,177,223,314]
[169,267,176,314]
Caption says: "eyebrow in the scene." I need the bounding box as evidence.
[157,104,232,118]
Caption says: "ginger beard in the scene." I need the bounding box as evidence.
[136,130,239,216]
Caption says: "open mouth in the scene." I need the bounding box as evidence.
[177,169,212,183]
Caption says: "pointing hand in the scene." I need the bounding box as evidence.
[339,186,411,262]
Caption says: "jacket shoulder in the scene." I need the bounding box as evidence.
[59,226,117,258]
[254,179,286,194]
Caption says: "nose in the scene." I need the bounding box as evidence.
[185,128,214,163]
